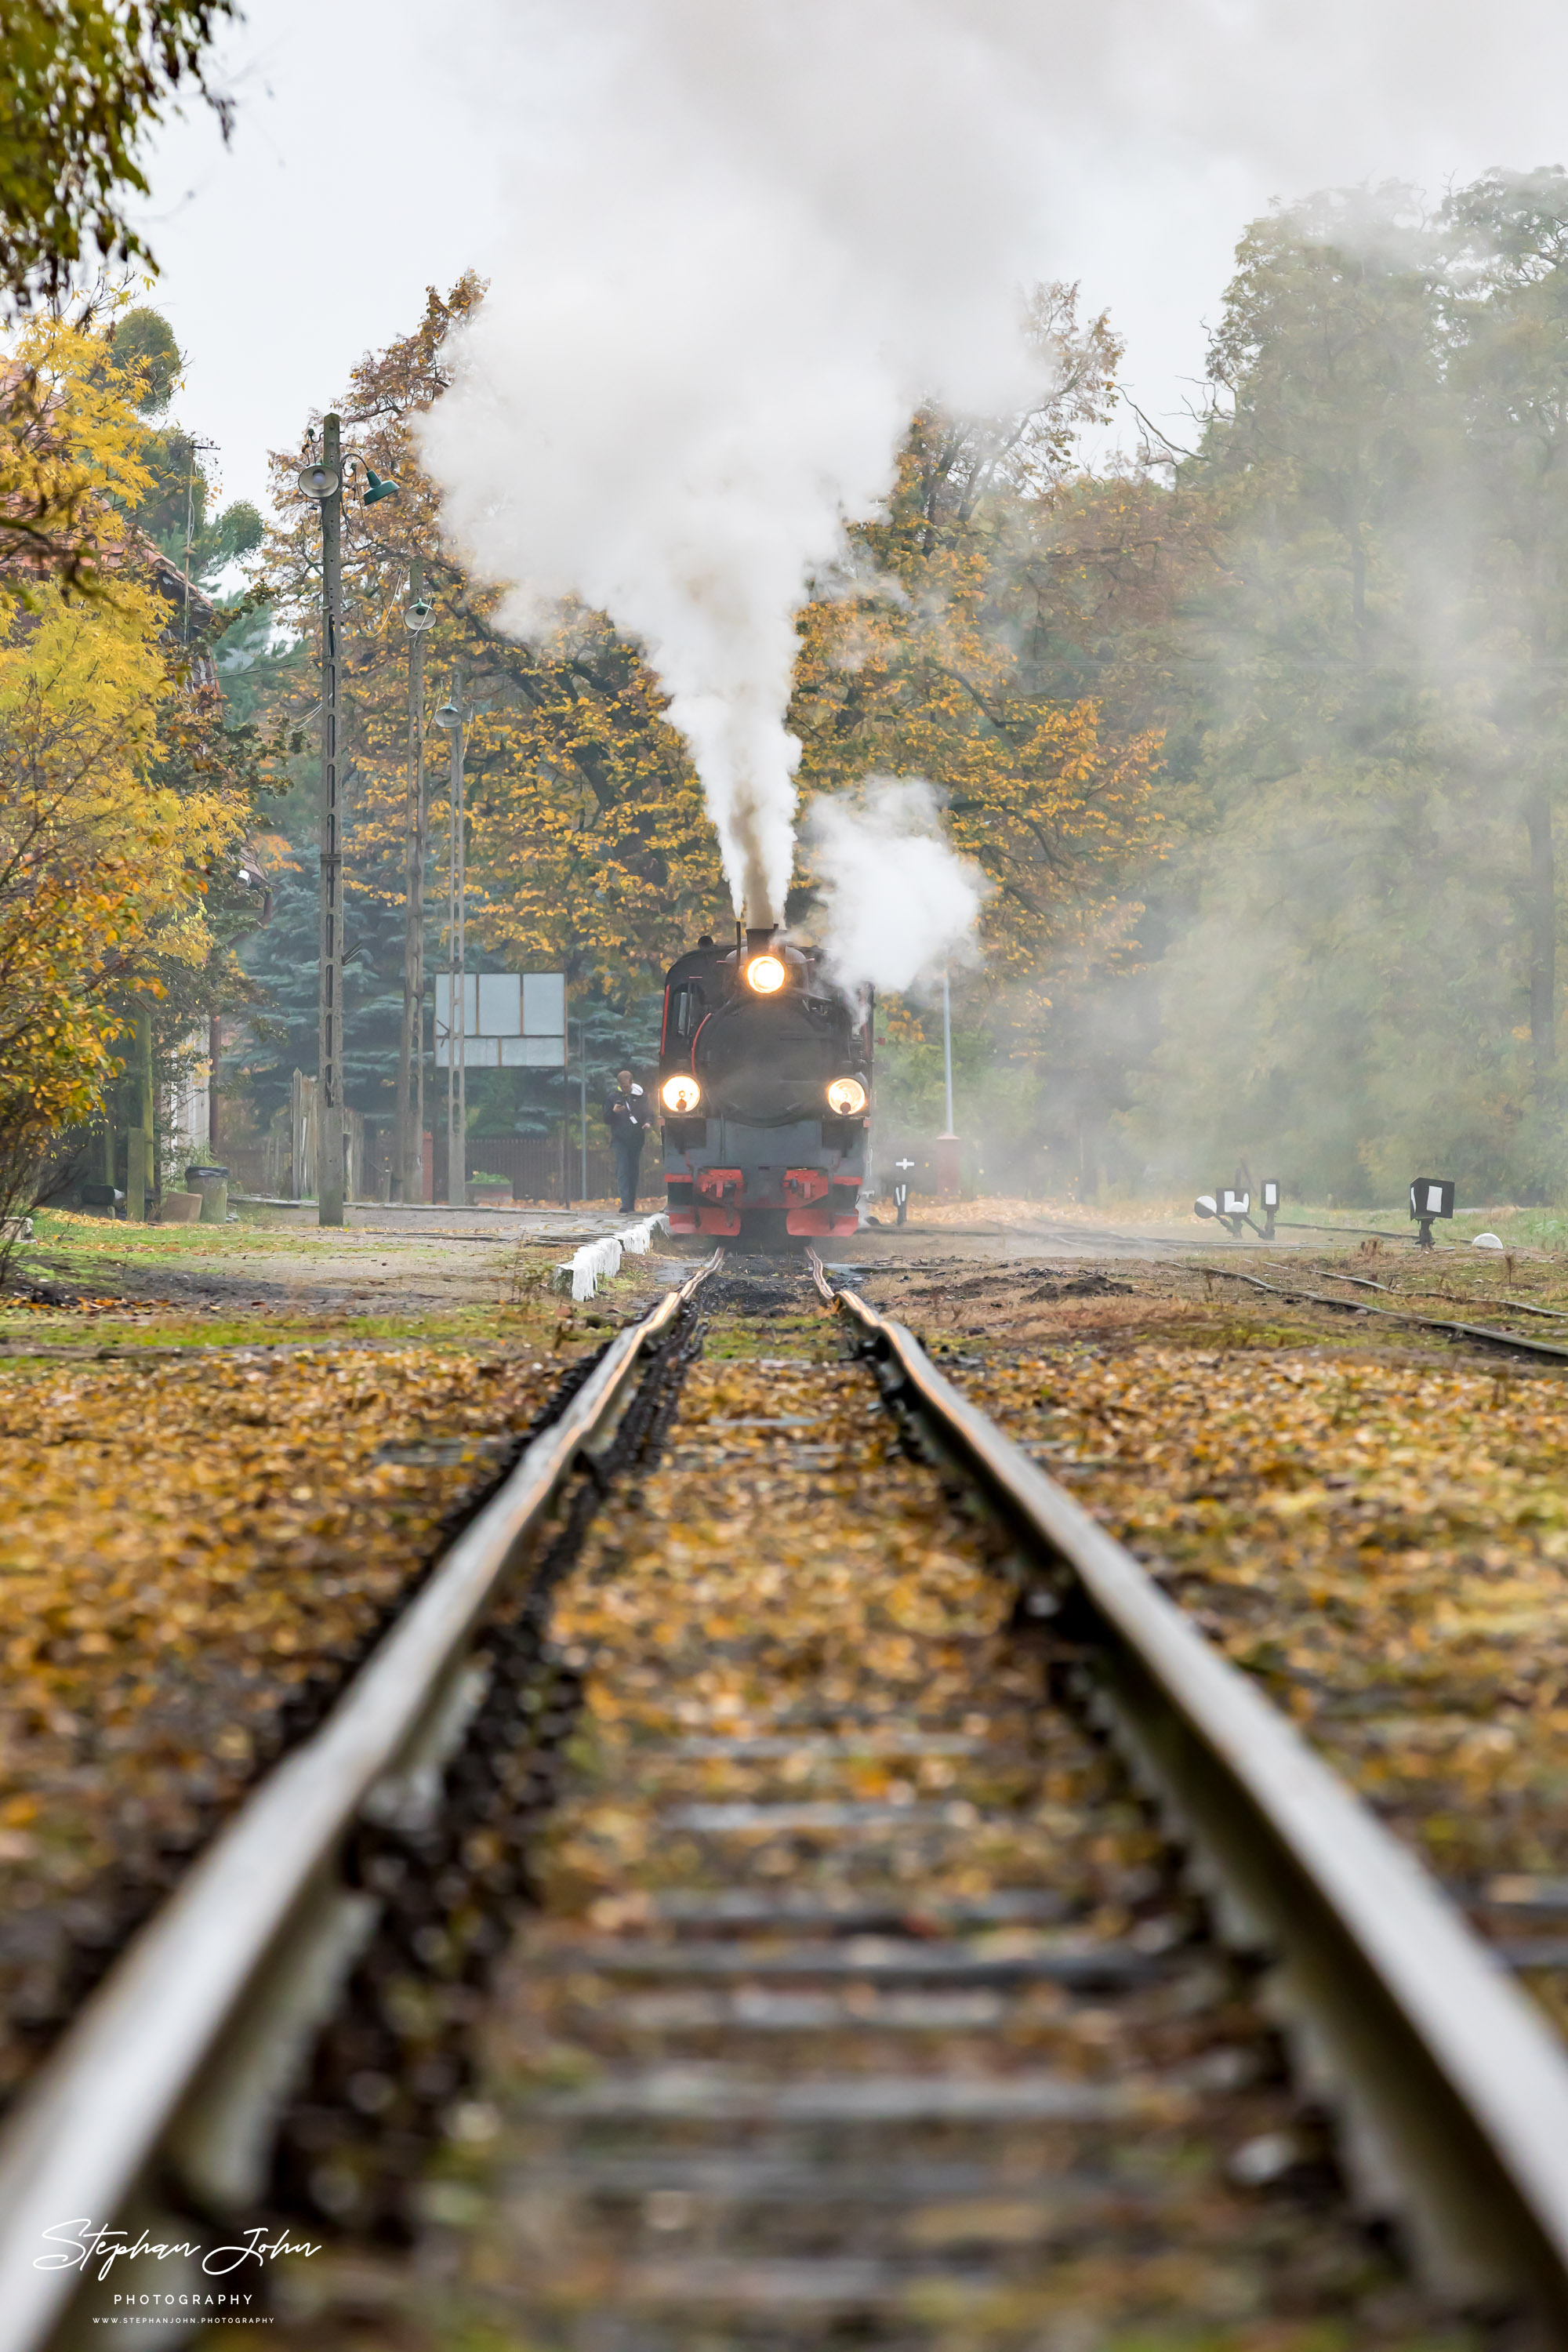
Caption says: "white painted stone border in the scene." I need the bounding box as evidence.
[554,1211,670,1302]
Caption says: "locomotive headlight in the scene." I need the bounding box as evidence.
[660,1073,702,1115]
[826,1076,867,1116]
[746,953,786,994]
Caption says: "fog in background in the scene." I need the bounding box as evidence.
[132,2,1568,518]
[1120,176,1568,1210]
[120,1,1568,1203]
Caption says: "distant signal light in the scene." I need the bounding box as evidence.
[1410,1176,1454,1250]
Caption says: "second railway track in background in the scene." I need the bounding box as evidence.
[1200,1258,1568,1364]
[4,1257,1568,2344]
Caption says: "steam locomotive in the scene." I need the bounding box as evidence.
[658,926,871,1248]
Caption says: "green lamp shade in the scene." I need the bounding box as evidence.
[361,468,400,505]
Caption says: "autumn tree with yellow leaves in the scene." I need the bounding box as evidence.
[0,0,310,1237]
[237,278,1167,1178]
[0,583,249,1227]
[792,467,1163,1000]
[0,313,267,1239]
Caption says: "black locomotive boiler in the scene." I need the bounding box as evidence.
[658,926,871,1247]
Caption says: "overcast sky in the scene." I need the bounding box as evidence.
[132,0,1568,520]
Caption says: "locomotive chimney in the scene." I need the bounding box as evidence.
[746,925,779,956]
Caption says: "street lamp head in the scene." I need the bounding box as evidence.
[405,597,435,633]
[361,467,400,506]
[433,699,462,732]
[296,461,339,501]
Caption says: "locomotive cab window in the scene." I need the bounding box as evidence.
[669,982,704,1040]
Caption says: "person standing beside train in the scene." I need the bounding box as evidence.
[606,1069,649,1214]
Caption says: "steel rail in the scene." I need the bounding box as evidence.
[808,1248,1568,2329]
[1274,1215,1458,1248]
[0,1254,719,2352]
[1294,1262,1568,1328]
[1199,1259,1568,1363]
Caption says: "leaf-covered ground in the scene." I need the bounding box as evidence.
[0,1342,564,2105]
[864,1254,1568,2034]
[960,1345,1568,2002]
[0,1213,652,1357]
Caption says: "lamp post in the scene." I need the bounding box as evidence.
[436,676,464,1208]
[180,434,216,648]
[434,673,488,1208]
[124,1003,154,1221]
[935,965,960,1198]
[579,1015,589,1202]
[296,412,399,1226]
[395,562,434,1201]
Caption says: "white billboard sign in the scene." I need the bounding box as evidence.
[435,971,565,1068]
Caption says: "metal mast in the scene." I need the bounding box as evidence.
[440,667,467,1207]
[317,412,346,1226]
[396,559,430,1201]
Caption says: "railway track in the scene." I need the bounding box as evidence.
[1202,1260,1568,1364]
[2,1254,1568,2345]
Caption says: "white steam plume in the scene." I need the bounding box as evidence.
[416,0,1058,928]
[805,782,987,997]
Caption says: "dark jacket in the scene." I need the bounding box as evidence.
[606,1085,648,1143]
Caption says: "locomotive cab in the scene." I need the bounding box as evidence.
[659,927,870,1248]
